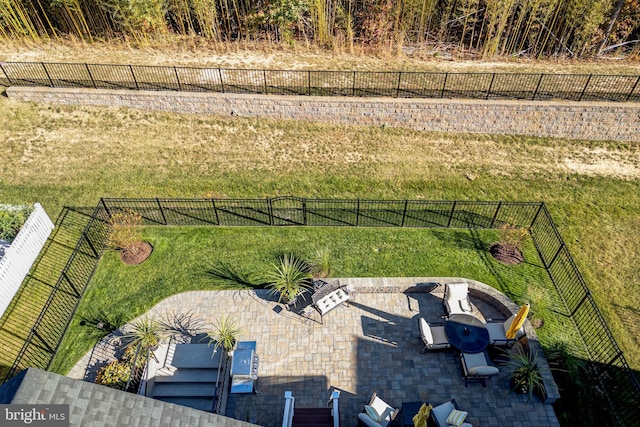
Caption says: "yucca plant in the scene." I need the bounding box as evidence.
[266,253,313,304]
[502,343,545,401]
[207,315,242,352]
[121,315,164,350]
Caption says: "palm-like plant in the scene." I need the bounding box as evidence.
[502,343,545,401]
[266,253,313,304]
[121,315,164,349]
[207,315,242,352]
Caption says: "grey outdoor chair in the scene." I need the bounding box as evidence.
[419,317,451,353]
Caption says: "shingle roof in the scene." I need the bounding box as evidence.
[0,368,258,427]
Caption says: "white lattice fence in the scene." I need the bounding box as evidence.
[0,203,54,318]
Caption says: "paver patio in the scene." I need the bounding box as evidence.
[70,277,561,427]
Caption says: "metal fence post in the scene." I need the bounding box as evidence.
[307,71,311,96]
[490,201,502,228]
[173,66,182,91]
[156,198,167,225]
[441,73,448,98]
[401,200,408,227]
[0,63,11,85]
[263,69,268,94]
[302,198,307,225]
[129,65,139,90]
[268,198,274,226]
[579,74,592,101]
[41,62,54,87]
[447,201,456,227]
[100,198,111,218]
[211,198,220,225]
[486,73,496,100]
[82,231,99,258]
[356,199,360,226]
[627,75,640,101]
[396,72,402,97]
[352,71,356,96]
[85,64,96,88]
[532,74,544,100]
[218,68,225,93]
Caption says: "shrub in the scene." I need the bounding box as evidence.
[95,360,131,390]
[498,223,529,248]
[0,206,32,241]
[106,210,144,254]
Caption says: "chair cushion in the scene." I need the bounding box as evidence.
[419,318,433,344]
[447,283,468,300]
[485,322,508,342]
[358,412,383,427]
[369,396,396,426]
[468,365,499,376]
[431,326,449,346]
[462,352,488,370]
[431,401,455,426]
[364,405,381,422]
[446,409,468,426]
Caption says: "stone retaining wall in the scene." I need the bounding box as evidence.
[6,86,640,141]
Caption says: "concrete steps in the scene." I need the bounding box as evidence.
[152,382,217,397]
[149,343,226,413]
[154,368,219,383]
[167,343,221,368]
[292,408,333,427]
[154,397,215,412]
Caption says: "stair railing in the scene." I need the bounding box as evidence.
[328,390,340,427]
[282,391,295,427]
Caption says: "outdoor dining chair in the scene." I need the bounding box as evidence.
[419,318,451,353]
[443,282,472,316]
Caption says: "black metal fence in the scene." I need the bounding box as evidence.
[4,197,639,425]
[2,61,639,102]
[4,204,111,380]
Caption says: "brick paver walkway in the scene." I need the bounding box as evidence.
[70,277,560,427]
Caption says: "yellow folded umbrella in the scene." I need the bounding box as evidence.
[506,303,530,339]
[412,403,432,427]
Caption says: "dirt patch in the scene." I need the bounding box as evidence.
[489,242,524,265]
[120,241,153,265]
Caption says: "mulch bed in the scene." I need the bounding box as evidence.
[120,241,153,265]
[488,242,524,265]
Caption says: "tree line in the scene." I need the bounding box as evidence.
[1,0,639,58]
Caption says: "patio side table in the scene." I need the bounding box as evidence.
[400,401,425,427]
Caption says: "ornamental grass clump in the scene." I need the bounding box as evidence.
[206,315,242,352]
[265,253,313,304]
[107,209,144,255]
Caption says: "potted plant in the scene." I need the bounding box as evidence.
[206,315,242,353]
[121,315,164,351]
[502,343,545,401]
[106,209,153,265]
[265,253,313,305]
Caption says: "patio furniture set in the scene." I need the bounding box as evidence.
[358,282,527,427]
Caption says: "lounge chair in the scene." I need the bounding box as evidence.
[419,318,451,353]
[357,392,398,427]
[443,283,472,316]
[430,400,473,427]
[460,351,500,387]
[485,314,525,346]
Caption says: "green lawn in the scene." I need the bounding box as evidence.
[51,225,565,375]
[1,93,639,412]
